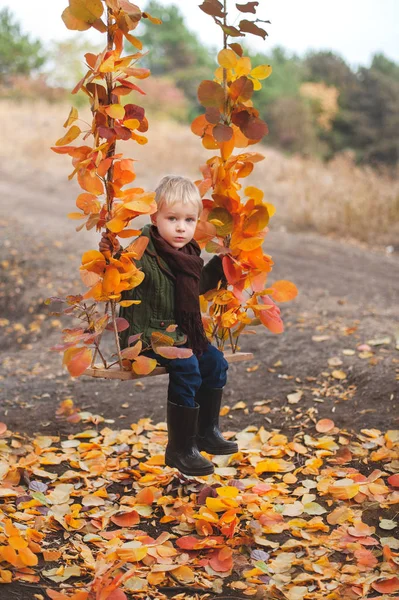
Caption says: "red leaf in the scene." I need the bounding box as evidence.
[105,317,130,332]
[230,76,254,102]
[213,124,233,143]
[176,536,200,550]
[198,80,225,108]
[388,474,399,487]
[372,578,399,593]
[239,19,268,39]
[236,2,259,13]
[222,256,242,285]
[199,0,226,18]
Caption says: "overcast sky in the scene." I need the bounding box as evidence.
[1,0,398,68]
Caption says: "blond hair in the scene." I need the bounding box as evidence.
[155,175,203,215]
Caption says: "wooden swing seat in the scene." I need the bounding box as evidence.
[85,352,254,380]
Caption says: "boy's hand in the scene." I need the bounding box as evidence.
[99,232,121,255]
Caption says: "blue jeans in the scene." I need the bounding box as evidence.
[146,343,228,407]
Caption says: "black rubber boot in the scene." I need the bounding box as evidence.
[165,400,214,476]
[196,387,238,455]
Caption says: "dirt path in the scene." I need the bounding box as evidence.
[1,168,398,438]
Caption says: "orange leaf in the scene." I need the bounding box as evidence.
[125,236,149,259]
[372,578,399,593]
[271,280,298,302]
[8,536,28,550]
[121,341,142,361]
[42,549,62,562]
[62,7,91,31]
[135,487,154,504]
[132,356,157,375]
[259,296,284,334]
[316,419,335,433]
[102,266,121,294]
[209,548,233,572]
[76,193,101,214]
[0,545,19,567]
[63,347,92,377]
[19,546,38,567]
[354,547,378,568]
[0,422,7,435]
[78,170,104,196]
[111,511,140,527]
[155,347,193,359]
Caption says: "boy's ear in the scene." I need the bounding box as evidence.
[150,212,157,225]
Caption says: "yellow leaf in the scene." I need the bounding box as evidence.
[119,300,141,307]
[218,49,238,69]
[236,237,264,251]
[244,186,264,202]
[124,118,140,129]
[63,106,79,128]
[105,104,125,120]
[206,497,237,512]
[255,459,295,474]
[117,545,147,562]
[235,56,251,77]
[328,478,360,500]
[172,565,195,583]
[61,6,91,31]
[332,369,347,380]
[68,212,86,220]
[251,64,272,80]
[55,125,81,146]
[68,0,103,24]
[216,486,239,499]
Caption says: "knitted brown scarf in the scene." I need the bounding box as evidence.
[150,225,209,356]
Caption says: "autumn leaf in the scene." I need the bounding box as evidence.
[132,356,157,375]
[55,125,81,146]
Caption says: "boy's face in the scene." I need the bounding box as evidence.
[152,201,199,249]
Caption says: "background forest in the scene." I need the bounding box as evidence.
[1,0,399,167]
[1,1,398,245]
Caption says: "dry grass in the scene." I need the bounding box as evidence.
[1,100,398,245]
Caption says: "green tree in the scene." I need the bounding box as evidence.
[370,52,399,81]
[0,8,46,84]
[139,1,215,116]
[335,63,399,165]
[303,50,356,90]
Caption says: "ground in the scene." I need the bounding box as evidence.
[0,166,398,599]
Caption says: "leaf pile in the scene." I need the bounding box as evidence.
[0,417,398,599]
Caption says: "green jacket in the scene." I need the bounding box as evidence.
[119,225,223,350]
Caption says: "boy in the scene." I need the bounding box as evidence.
[100,175,238,476]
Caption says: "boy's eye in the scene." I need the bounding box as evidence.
[186,218,195,223]
[168,217,176,221]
